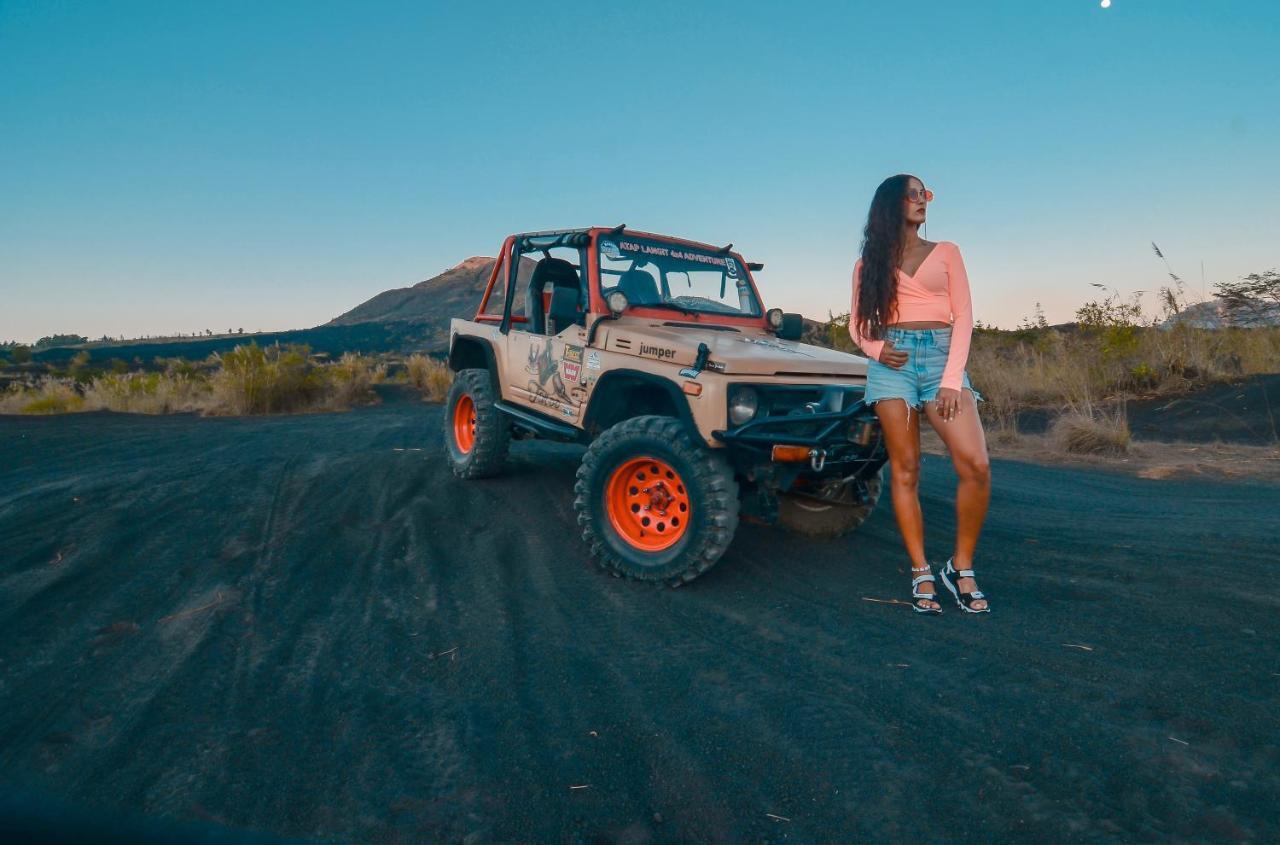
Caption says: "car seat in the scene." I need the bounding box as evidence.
[527,257,583,334]
[617,269,661,306]
[547,286,582,335]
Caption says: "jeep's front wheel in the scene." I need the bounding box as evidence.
[574,416,739,586]
[444,368,509,479]
[776,468,884,538]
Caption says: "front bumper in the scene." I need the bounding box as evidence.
[711,384,886,482]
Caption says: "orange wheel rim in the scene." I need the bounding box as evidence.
[605,456,690,551]
[453,394,476,453]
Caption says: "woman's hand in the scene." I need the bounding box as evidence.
[933,387,962,422]
[877,341,908,369]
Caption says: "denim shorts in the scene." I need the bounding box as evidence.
[863,326,984,424]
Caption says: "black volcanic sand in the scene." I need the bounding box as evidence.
[1015,373,1280,445]
[2,401,1278,844]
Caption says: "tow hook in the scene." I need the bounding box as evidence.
[809,449,827,472]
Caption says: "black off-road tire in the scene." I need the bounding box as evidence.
[444,368,510,479]
[777,468,884,538]
[573,415,740,587]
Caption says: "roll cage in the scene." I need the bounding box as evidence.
[473,227,770,334]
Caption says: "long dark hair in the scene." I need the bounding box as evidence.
[854,173,919,342]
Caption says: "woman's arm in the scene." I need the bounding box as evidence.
[849,259,886,360]
[940,242,973,391]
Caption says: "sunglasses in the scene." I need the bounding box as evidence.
[905,188,934,203]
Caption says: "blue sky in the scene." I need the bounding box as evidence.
[1,0,1277,342]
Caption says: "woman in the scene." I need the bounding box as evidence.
[850,174,991,614]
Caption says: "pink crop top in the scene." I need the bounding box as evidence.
[849,241,974,392]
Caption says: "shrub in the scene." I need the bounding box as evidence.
[209,343,323,415]
[0,380,84,414]
[321,352,385,410]
[0,348,387,416]
[406,353,453,403]
[83,371,212,414]
[206,343,384,415]
[1049,403,1132,455]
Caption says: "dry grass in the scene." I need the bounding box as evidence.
[206,344,384,415]
[1048,404,1132,455]
[320,352,386,411]
[0,380,84,414]
[406,353,453,403]
[1,344,385,416]
[818,309,1280,424]
[208,344,320,414]
[82,371,212,413]
[964,325,1280,419]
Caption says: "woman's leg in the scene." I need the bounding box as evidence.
[873,398,938,610]
[922,388,990,609]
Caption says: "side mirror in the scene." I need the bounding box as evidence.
[776,313,804,341]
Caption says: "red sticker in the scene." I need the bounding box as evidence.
[562,361,581,381]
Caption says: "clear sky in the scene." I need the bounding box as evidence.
[1,0,1277,343]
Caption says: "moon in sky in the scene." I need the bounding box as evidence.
[1101,0,1111,7]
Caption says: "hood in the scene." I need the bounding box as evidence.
[601,321,869,378]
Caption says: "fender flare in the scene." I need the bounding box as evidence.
[448,335,500,392]
[582,368,698,434]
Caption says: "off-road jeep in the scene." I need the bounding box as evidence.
[445,226,888,585]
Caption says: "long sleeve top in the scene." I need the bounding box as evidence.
[849,241,975,391]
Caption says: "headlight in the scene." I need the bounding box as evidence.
[606,290,630,315]
[728,387,759,425]
[766,308,784,330]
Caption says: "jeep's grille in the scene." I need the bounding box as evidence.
[730,384,867,426]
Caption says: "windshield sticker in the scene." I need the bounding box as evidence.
[586,351,602,370]
[725,258,739,278]
[600,240,622,260]
[617,240,732,270]
[564,344,583,364]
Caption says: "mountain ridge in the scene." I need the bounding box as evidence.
[328,257,537,345]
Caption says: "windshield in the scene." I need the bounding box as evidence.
[597,235,762,317]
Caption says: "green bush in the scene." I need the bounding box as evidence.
[209,343,323,414]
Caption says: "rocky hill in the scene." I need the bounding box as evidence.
[1160,297,1280,329]
[329,256,536,347]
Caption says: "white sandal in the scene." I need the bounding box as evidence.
[910,564,942,614]
[940,557,990,613]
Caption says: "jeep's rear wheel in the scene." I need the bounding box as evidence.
[444,368,509,479]
[574,416,739,586]
[776,469,884,538]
